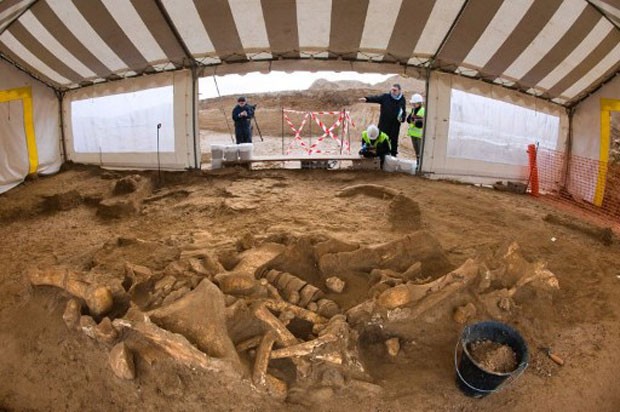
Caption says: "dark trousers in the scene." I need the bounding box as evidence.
[235,123,252,144]
[411,137,421,162]
[381,123,401,157]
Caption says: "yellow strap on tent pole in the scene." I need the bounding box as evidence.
[594,99,620,207]
[0,86,38,174]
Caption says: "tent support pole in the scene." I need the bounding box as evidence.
[55,90,67,163]
[191,66,199,169]
[417,65,432,175]
[561,107,575,190]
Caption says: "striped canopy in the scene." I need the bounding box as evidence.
[1,0,619,106]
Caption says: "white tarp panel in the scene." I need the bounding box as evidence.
[64,70,195,170]
[0,58,61,194]
[447,89,560,165]
[573,75,620,159]
[0,99,29,193]
[71,85,174,153]
[570,74,620,203]
[423,71,569,184]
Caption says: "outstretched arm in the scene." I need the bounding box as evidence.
[363,94,384,104]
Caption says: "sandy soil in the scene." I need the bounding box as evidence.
[1,162,620,411]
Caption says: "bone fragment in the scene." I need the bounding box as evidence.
[316,299,341,318]
[109,342,135,380]
[385,338,400,357]
[253,331,277,386]
[254,304,297,347]
[325,277,345,293]
[63,299,82,330]
[95,317,119,345]
[270,334,338,359]
[112,313,239,377]
[236,335,263,352]
[28,267,114,316]
[377,259,479,310]
[263,299,327,325]
[265,283,283,300]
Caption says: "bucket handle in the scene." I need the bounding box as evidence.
[454,339,528,394]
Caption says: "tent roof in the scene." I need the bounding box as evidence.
[0,0,618,107]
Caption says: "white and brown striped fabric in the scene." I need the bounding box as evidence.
[0,0,618,106]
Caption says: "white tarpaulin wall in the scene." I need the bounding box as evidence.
[423,71,569,183]
[572,75,620,159]
[71,86,175,153]
[446,89,560,165]
[0,58,61,194]
[570,75,620,204]
[64,70,197,170]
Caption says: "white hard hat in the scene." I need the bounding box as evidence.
[366,125,379,139]
[410,93,424,104]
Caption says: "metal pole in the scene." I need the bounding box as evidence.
[417,65,432,174]
[191,66,199,168]
[309,112,312,149]
[213,75,235,143]
[347,110,351,154]
[281,107,284,154]
[561,107,574,190]
[253,114,264,142]
[339,109,345,155]
[55,90,68,163]
[157,123,162,186]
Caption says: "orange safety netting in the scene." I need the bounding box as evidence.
[535,147,620,231]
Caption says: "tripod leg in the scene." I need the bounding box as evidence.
[253,117,264,142]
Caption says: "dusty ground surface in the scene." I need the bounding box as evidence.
[1,162,620,412]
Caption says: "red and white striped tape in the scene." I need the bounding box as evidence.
[282,109,353,155]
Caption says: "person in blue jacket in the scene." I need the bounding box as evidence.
[359,83,406,157]
[232,96,254,144]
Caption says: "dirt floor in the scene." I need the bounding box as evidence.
[1,161,620,412]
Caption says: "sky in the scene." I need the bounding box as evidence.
[198,71,392,99]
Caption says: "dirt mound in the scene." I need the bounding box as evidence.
[309,79,371,91]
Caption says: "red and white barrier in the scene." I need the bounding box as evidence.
[282,108,353,155]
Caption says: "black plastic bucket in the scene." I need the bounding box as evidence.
[455,321,528,398]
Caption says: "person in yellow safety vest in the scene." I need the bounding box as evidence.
[359,124,392,168]
[407,93,425,164]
